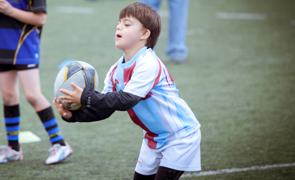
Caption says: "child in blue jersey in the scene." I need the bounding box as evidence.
[0,0,72,165]
[53,2,201,179]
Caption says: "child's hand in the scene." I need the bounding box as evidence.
[59,82,83,107]
[0,0,14,16]
[53,98,72,119]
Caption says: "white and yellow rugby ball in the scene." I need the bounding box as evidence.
[54,61,98,110]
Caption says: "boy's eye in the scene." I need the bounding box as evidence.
[125,24,130,26]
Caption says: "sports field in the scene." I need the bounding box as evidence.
[0,0,295,179]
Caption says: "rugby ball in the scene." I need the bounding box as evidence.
[54,60,98,110]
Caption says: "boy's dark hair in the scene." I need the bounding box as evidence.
[119,2,161,49]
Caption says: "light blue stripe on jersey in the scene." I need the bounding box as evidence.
[174,100,199,133]
[5,116,20,124]
[153,86,182,133]
[133,96,170,148]
[135,84,198,146]
[133,98,167,133]
[43,118,57,128]
[6,126,20,132]
[121,46,147,68]
[153,85,184,132]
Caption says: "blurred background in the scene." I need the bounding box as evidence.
[0,0,294,179]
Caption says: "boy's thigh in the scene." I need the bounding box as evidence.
[161,129,201,172]
[135,129,201,175]
[135,140,162,175]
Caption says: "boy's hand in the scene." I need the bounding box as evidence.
[0,0,14,16]
[53,98,72,119]
[59,82,83,107]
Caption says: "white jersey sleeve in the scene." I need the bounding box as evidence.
[123,52,160,98]
[101,60,121,94]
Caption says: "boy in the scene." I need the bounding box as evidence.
[53,2,201,179]
[0,0,72,164]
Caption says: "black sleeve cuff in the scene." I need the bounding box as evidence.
[81,87,92,106]
[61,110,80,123]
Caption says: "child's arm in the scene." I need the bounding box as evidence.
[81,88,141,111]
[53,97,115,123]
[0,0,46,26]
[59,82,142,112]
[65,107,115,123]
[58,82,141,122]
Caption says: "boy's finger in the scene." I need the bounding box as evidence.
[71,82,83,91]
[63,100,72,104]
[71,103,78,107]
[71,82,77,88]
[59,95,71,100]
[59,88,72,95]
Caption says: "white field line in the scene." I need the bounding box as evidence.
[56,6,95,14]
[180,162,295,178]
[216,12,267,20]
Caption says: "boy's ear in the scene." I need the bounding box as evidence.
[140,29,151,40]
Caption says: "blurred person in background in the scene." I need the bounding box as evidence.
[0,0,72,165]
[140,0,190,63]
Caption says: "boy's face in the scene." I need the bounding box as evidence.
[115,16,146,51]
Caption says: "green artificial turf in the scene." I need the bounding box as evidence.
[0,0,294,179]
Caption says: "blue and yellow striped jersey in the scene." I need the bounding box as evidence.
[0,0,46,65]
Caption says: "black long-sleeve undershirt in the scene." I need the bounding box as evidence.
[62,87,141,123]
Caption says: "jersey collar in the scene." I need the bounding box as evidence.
[121,46,148,68]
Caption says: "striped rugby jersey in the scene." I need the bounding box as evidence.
[0,0,46,65]
[102,47,200,149]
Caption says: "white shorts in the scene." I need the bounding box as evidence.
[135,128,201,175]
